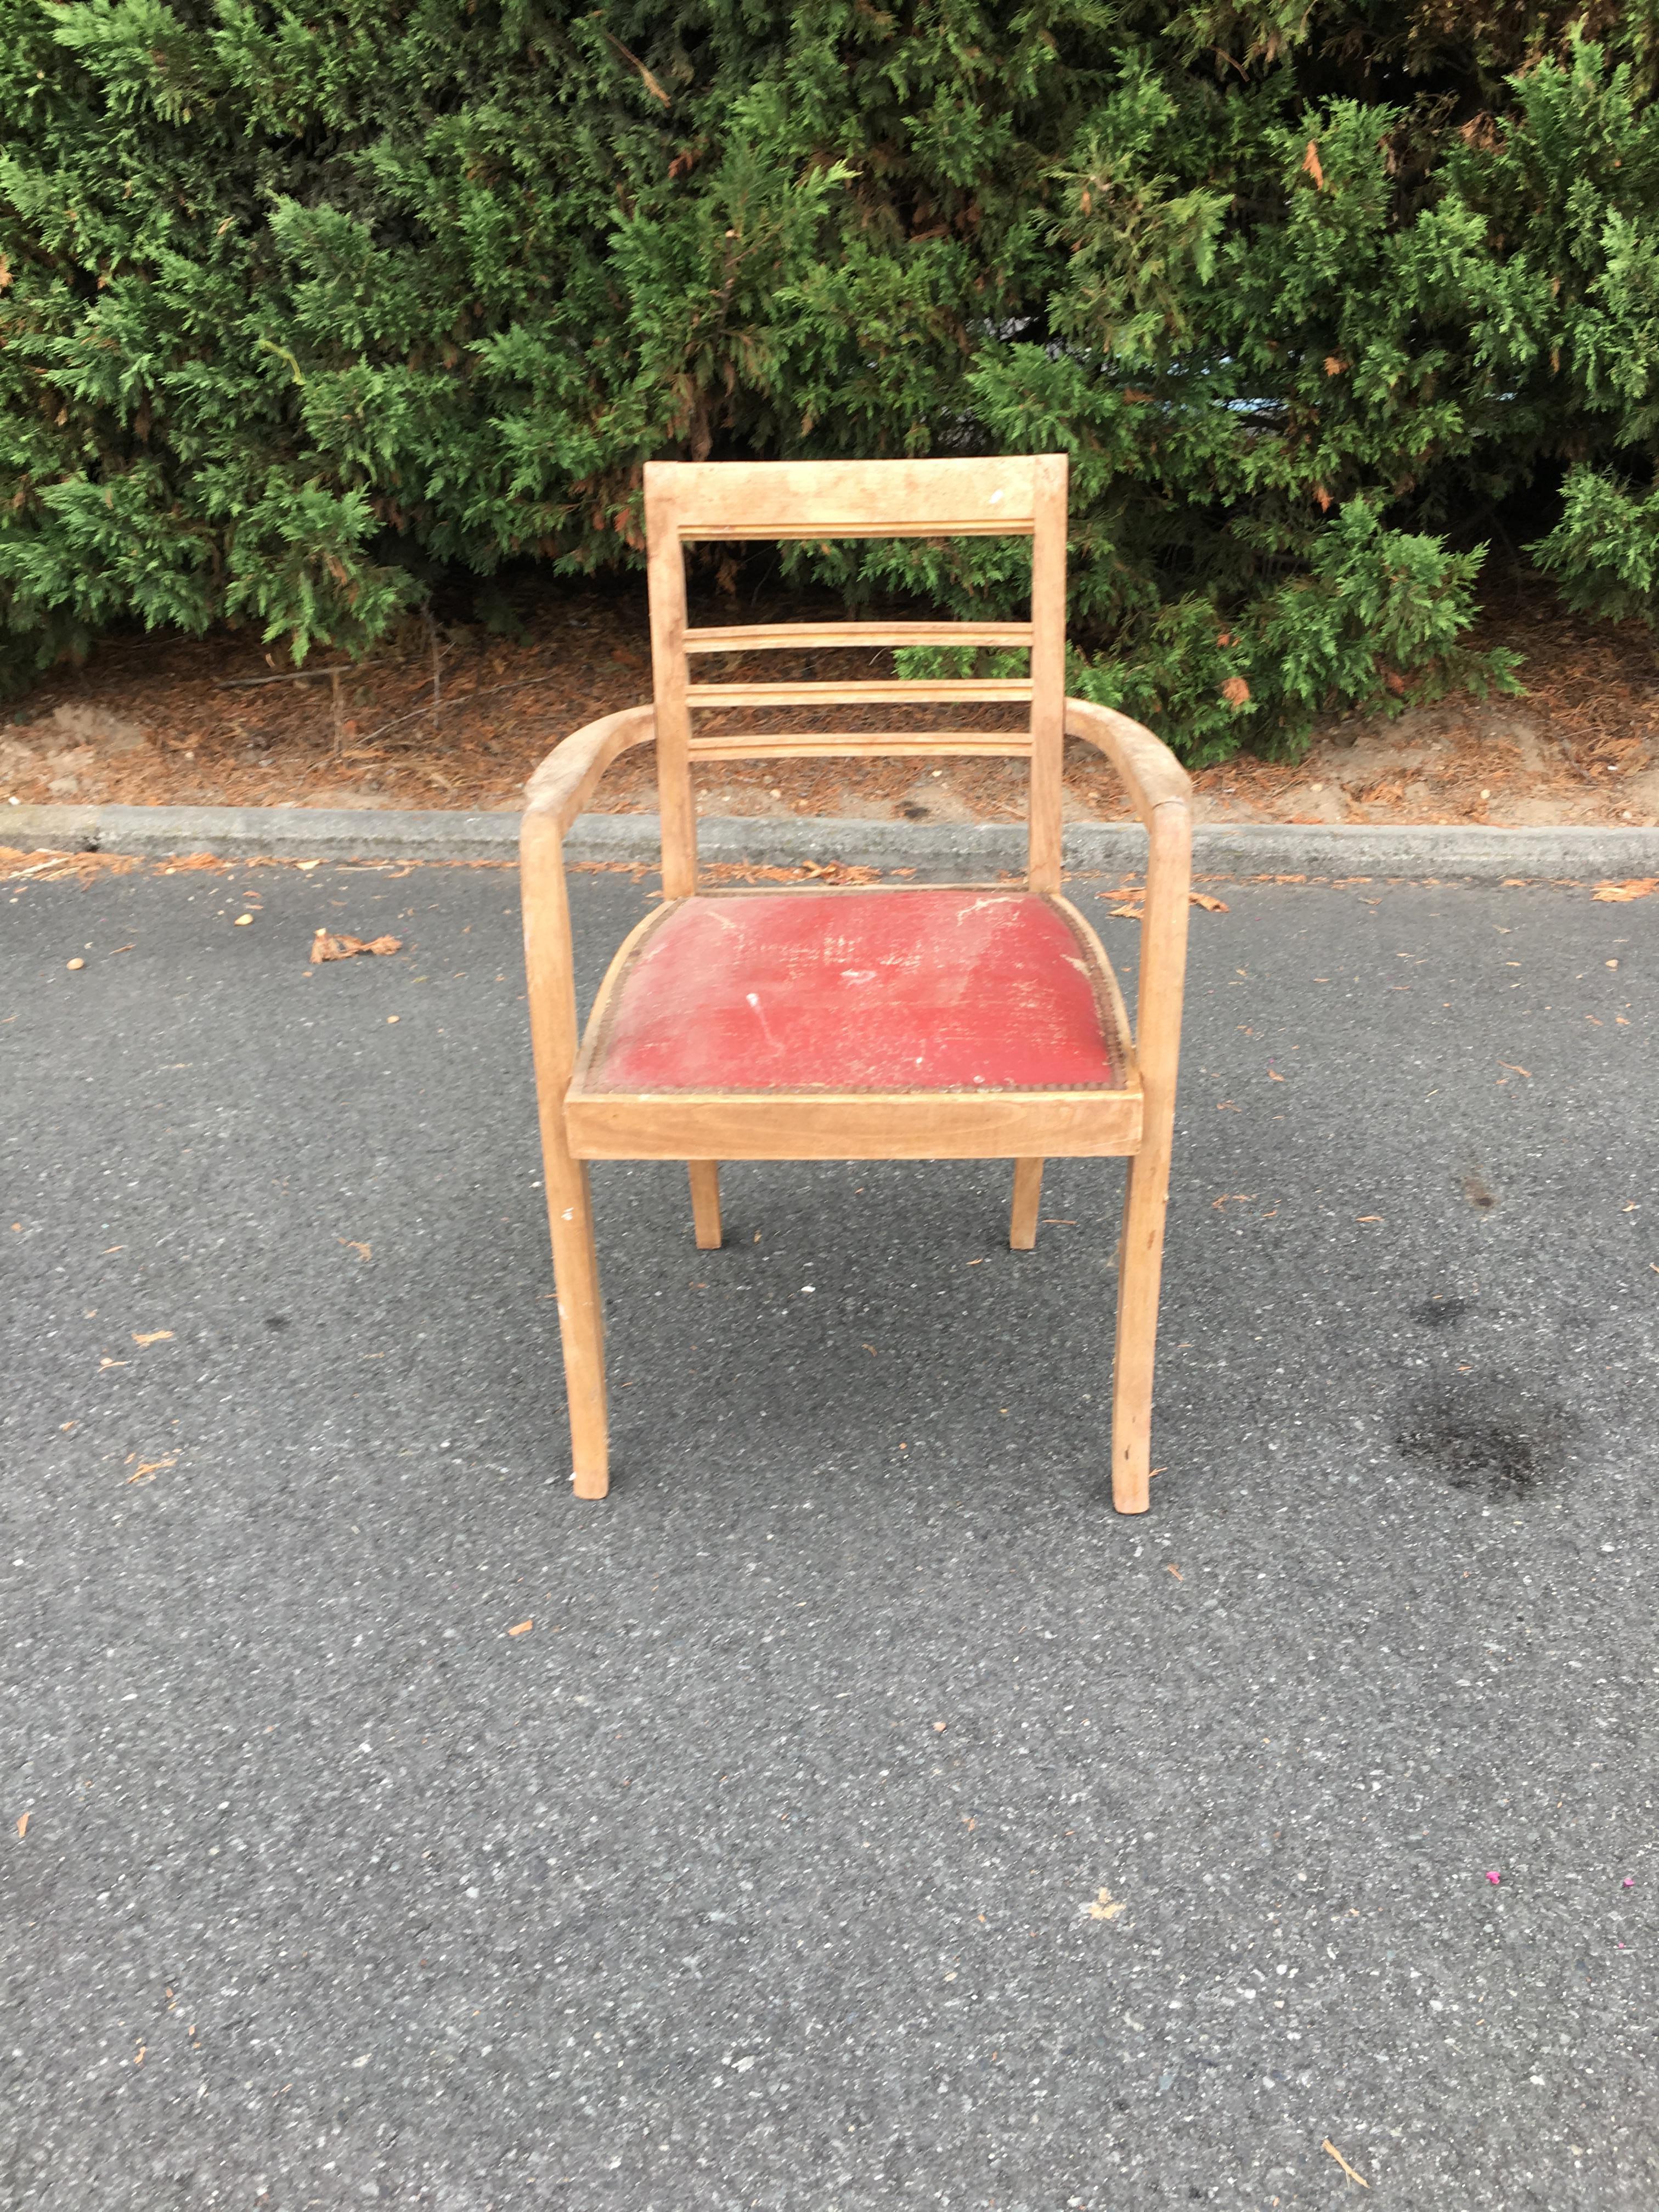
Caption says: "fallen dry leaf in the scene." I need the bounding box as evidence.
[800,861,881,885]
[1165,1564,1183,1581]
[126,1454,177,1485]
[1498,1061,1532,1079]
[15,1812,28,1839]
[337,1239,371,1262]
[1268,1069,1285,1081]
[132,1330,174,1346]
[1356,1214,1384,1223]
[507,1618,533,1637]
[1592,879,1657,903]
[311,930,403,962]
[1189,893,1229,912]
[66,957,84,971]
[1085,1886,1127,1921]
[1322,2138,1369,2189]
[234,913,253,926]
[1212,1193,1256,1210]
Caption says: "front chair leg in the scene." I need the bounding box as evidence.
[546,1156,609,1498]
[1010,1158,1043,1250]
[689,1160,723,1249]
[1111,1148,1173,1514]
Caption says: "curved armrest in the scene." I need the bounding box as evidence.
[1063,697,1191,1099]
[522,703,657,840]
[1064,697,1190,825]
[521,705,657,1115]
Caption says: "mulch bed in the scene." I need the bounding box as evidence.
[2,572,1654,828]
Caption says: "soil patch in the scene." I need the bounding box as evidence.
[3,575,1654,830]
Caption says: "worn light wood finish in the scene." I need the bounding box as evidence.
[1108,797,1192,1513]
[521,706,658,1498]
[567,1088,1142,1161]
[522,455,1194,1513]
[1065,696,1193,822]
[1010,1159,1044,1250]
[1026,454,1070,893]
[524,702,655,829]
[688,731,1031,761]
[646,456,1042,539]
[1063,697,1194,1502]
[645,476,698,900]
[521,811,613,1498]
[685,620,1032,653]
[689,1161,723,1249]
[689,677,1032,706]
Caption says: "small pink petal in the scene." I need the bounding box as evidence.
[1624,1876,1635,1888]
[1485,1870,1502,1885]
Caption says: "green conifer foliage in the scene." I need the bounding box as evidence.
[3,2,1657,757]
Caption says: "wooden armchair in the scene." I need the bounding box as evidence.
[521,455,1192,1512]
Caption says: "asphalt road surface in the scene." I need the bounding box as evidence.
[4,856,1657,2211]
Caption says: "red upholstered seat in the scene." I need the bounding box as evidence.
[582,887,1126,1095]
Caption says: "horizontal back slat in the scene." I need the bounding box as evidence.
[647,458,1041,540]
[687,730,1033,760]
[684,620,1034,653]
[688,677,1031,708]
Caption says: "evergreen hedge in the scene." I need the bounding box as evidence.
[2,3,1656,761]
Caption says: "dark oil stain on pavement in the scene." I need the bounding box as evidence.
[1394,1373,1576,1498]
[1459,1164,1498,1211]
[1411,1296,1472,1329]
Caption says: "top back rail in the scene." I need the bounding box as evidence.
[644,455,1069,898]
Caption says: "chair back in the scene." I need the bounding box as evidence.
[642,455,1070,898]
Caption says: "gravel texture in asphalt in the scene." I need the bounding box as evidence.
[3,861,1657,2211]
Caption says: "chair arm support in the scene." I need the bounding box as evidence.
[1135,801,1192,1112]
[1062,698,1192,1094]
[521,705,657,1102]
[1063,697,1191,826]
[522,703,657,839]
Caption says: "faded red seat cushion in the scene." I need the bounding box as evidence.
[583,887,1125,1094]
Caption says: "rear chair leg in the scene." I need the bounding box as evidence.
[1010,1159,1043,1250]
[1111,1149,1172,1515]
[546,1155,609,1498]
[689,1160,723,1249]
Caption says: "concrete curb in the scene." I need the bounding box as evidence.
[7,800,1659,882]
